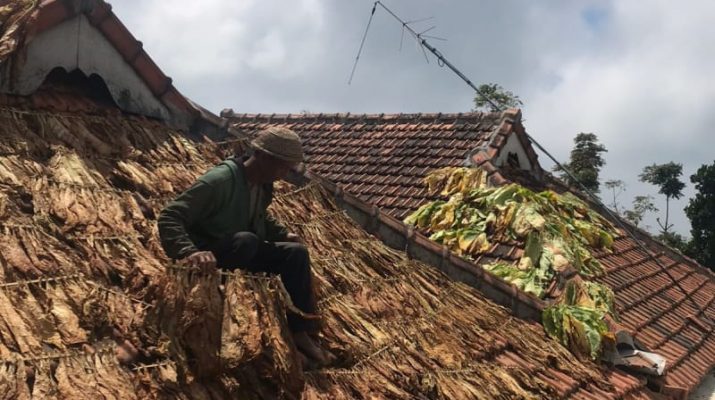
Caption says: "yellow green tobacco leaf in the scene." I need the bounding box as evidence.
[512,204,546,237]
[442,168,466,196]
[407,167,622,358]
[599,230,614,249]
[429,194,463,230]
[423,167,453,194]
[543,305,608,360]
[583,281,618,319]
[457,230,490,255]
[404,200,445,228]
[483,263,551,298]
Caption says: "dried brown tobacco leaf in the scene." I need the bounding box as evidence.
[0,361,31,400]
[46,284,88,346]
[220,276,265,369]
[29,362,56,399]
[90,352,139,399]
[115,161,165,196]
[181,273,223,378]
[156,271,223,380]
[0,230,42,276]
[248,275,303,393]
[0,288,42,354]
[0,156,25,186]
[54,357,102,400]
[6,286,64,349]
[8,227,84,276]
[63,117,116,157]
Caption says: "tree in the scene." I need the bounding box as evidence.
[684,161,715,270]
[604,179,626,214]
[473,83,523,112]
[656,232,689,253]
[639,162,685,235]
[556,133,607,194]
[624,195,658,228]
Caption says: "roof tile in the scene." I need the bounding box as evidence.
[225,113,504,220]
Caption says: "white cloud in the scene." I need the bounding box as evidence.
[114,0,326,79]
[111,0,715,235]
[524,0,715,234]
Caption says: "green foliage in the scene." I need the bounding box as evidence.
[543,305,609,360]
[639,162,685,234]
[604,179,625,213]
[623,195,658,228]
[656,232,689,254]
[406,167,623,359]
[556,133,607,194]
[543,279,618,359]
[640,163,686,199]
[684,161,715,270]
[473,83,523,112]
[405,168,615,284]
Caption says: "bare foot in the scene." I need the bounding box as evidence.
[115,339,139,365]
[292,331,332,366]
[297,350,321,371]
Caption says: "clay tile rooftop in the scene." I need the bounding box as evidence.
[223,107,715,398]
[0,0,713,398]
[221,110,535,221]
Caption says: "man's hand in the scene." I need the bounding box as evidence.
[185,251,217,274]
[285,233,302,243]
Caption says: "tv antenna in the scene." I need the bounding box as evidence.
[348,1,500,111]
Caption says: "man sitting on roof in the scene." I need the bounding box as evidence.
[157,127,332,365]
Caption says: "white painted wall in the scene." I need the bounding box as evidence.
[494,132,533,171]
[1,15,170,121]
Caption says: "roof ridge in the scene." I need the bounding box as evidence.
[220,109,504,124]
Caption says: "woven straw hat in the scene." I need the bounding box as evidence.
[250,127,303,163]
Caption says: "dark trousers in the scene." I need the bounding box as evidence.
[206,232,317,332]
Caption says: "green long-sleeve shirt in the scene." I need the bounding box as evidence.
[157,157,288,259]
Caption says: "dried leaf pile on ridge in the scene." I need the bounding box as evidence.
[404,167,622,359]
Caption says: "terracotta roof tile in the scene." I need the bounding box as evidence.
[224,112,507,221]
[593,237,715,391]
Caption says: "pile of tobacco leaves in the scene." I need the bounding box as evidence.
[405,167,621,359]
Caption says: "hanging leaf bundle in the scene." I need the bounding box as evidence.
[542,305,609,360]
[542,279,618,359]
[405,167,622,359]
[405,167,617,296]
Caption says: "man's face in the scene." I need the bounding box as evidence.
[261,153,300,182]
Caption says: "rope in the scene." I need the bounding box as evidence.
[132,360,175,372]
[1,342,115,364]
[287,210,349,227]
[0,273,84,289]
[69,233,144,241]
[84,280,153,308]
[165,264,320,320]
[275,182,320,200]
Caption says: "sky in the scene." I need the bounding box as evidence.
[112,0,715,237]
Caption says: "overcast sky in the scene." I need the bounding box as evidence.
[112,0,715,237]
